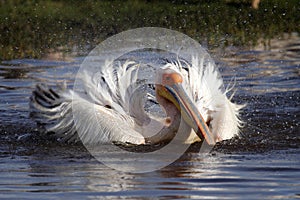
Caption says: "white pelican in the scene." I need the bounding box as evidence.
[30,57,243,146]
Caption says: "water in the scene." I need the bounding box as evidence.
[0,35,299,199]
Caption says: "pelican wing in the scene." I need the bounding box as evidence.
[191,57,243,140]
[82,60,156,130]
[71,92,145,144]
[30,83,79,143]
[30,60,150,144]
[30,82,145,144]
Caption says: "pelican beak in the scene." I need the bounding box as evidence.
[157,72,216,145]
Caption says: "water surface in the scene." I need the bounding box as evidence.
[0,36,299,199]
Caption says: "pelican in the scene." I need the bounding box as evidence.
[30,56,243,146]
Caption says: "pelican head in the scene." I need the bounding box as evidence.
[155,68,215,145]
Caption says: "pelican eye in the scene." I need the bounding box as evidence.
[165,117,172,125]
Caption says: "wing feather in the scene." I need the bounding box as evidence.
[30,60,146,144]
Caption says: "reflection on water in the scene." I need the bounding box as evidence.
[0,35,299,199]
[1,144,299,199]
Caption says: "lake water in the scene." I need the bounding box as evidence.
[0,34,299,199]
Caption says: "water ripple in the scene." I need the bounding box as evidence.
[0,36,299,199]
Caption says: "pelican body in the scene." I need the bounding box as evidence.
[30,57,243,145]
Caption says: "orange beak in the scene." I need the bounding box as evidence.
[157,71,216,145]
